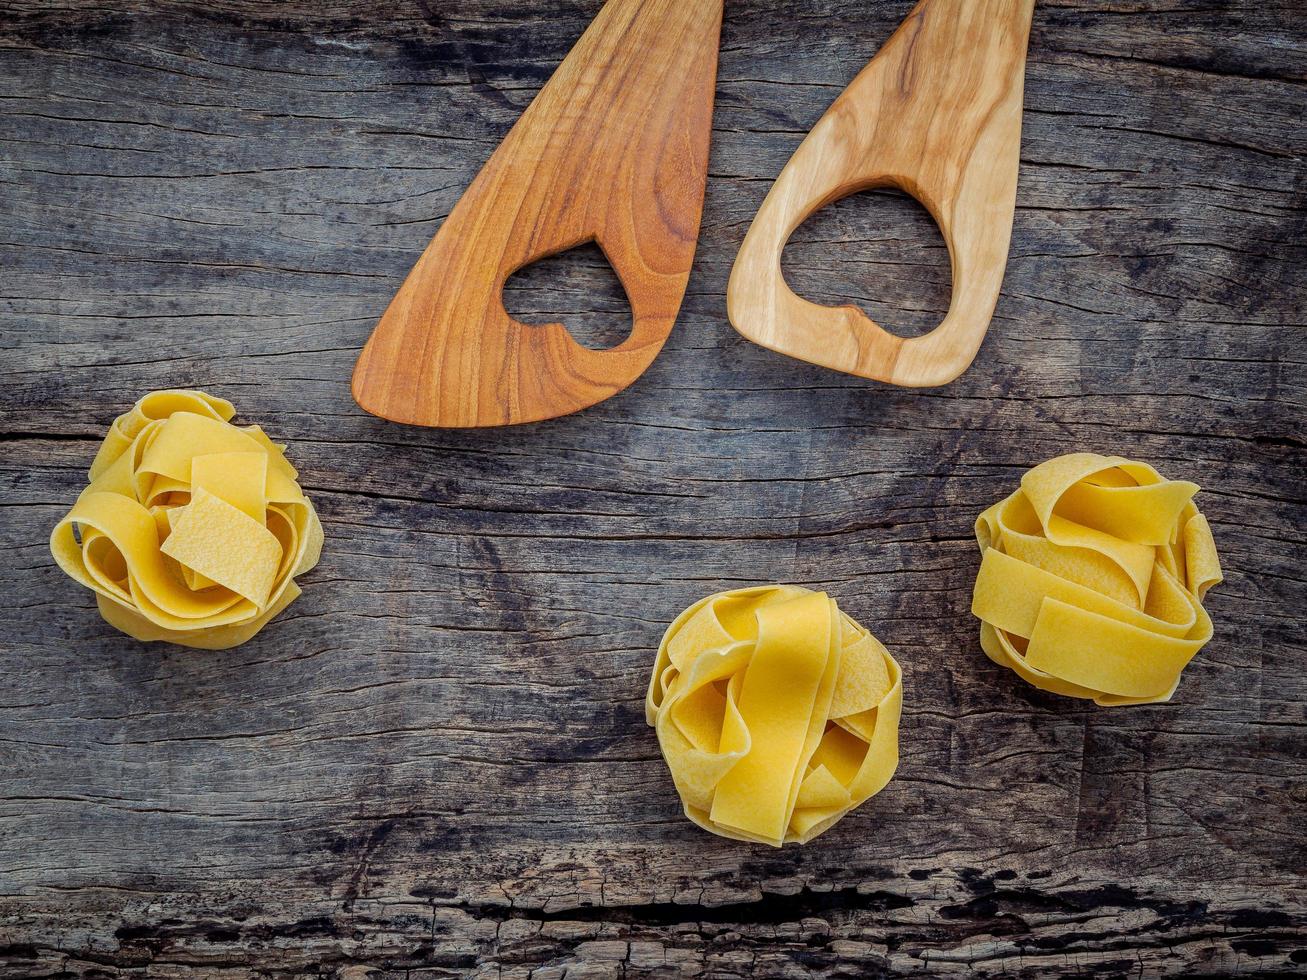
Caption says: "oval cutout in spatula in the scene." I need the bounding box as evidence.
[353,0,725,428]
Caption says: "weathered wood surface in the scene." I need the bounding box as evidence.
[1,0,1304,976]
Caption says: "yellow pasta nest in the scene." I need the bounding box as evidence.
[972,453,1222,705]
[50,390,323,650]
[646,586,902,846]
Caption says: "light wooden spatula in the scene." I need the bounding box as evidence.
[353,0,725,427]
[728,0,1035,387]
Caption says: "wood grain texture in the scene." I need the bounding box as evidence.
[1,0,1305,977]
[352,0,723,428]
[729,0,1034,387]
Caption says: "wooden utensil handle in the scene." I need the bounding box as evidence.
[728,0,1035,387]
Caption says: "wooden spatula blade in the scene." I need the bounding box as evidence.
[728,0,1035,388]
[353,0,725,427]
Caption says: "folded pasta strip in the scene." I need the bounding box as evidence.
[50,390,323,649]
[971,453,1222,705]
[647,586,902,846]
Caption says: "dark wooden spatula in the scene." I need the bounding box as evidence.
[353,0,725,428]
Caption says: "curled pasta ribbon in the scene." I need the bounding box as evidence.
[646,586,902,847]
[50,390,323,650]
[972,453,1222,706]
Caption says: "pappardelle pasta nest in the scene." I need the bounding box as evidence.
[50,390,323,649]
[647,586,901,847]
[972,453,1222,705]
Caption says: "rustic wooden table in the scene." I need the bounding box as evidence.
[2,1,1304,977]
